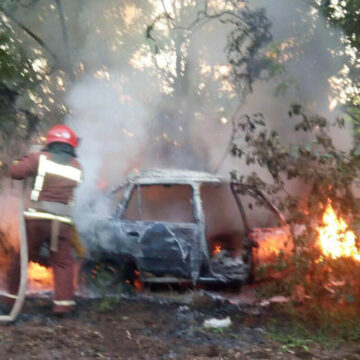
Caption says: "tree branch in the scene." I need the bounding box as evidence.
[0,6,64,70]
[54,0,74,80]
[174,5,247,32]
[160,0,173,32]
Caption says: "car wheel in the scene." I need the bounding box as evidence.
[79,260,133,292]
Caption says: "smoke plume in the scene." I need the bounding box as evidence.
[0,1,355,249]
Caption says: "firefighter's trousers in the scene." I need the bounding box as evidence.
[6,219,75,314]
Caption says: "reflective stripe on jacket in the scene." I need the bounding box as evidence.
[24,208,73,224]
[31,154,81,201]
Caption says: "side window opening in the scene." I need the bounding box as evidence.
[201,183,281,258]
[201,183,245,257]
[123,184,195,223]
[232,187,282,229]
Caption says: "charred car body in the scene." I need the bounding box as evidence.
[79,169,293,287]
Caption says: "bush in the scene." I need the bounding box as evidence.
[230,105,360,303]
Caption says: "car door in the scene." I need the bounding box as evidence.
[117,183,201,280]
[230,183,294,281]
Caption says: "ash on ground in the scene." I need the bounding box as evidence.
[1,288,360,360]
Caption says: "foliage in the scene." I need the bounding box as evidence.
[0,1,75,165]
[231,105,358,219]
[317,0,360,140]
[225,7,272,94]
[0,28,40,162]
[318,0,360,53]
[231,105,360,303]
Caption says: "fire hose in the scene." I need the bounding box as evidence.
[0,181,28,323]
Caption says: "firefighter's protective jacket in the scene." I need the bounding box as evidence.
[10,151,81,214]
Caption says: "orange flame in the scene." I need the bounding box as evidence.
[213,244,222,255]
[27,261,54,290]
[318,203,360,261]
[133,270,143,291]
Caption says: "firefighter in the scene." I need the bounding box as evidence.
[1,124,82,316]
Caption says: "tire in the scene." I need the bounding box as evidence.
[78,259,135,292]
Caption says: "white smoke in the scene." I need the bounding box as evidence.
[5,0,353,182]
[219,0,353,175]
[67,70,161,203]
[58,0,354,237]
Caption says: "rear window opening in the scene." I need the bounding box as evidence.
[123,184,195,223]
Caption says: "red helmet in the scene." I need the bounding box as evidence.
[46,125,78,148]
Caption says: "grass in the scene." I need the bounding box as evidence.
[269,331,312,353]
[266,301,360,351]
[94,294,121,313]
[89,265,135,313]
[201,326,228,335]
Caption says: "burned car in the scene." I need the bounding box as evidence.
[79,169,293,287]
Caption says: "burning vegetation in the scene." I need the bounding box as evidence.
[317,202,360,262]
[227,106,360,305]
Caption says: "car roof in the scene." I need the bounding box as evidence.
[127,168,227,185]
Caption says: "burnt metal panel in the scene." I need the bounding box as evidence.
[135,223,193,278]
[128,169,223,185]
[116,183,134,218]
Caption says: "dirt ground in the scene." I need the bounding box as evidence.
[1,289,360,360]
